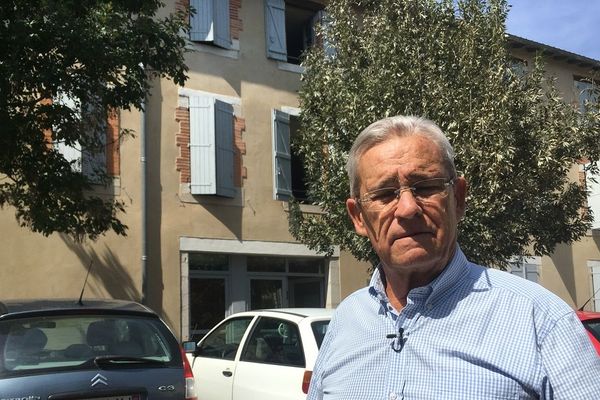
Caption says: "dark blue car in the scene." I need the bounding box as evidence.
[0,299,197,399]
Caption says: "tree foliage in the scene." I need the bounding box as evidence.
[0,0,188,240]
[289,0,600,269]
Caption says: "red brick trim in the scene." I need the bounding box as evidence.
[175,107,191,183]
[106,108,120,176]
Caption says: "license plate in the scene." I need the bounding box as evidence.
[80,396,141,400]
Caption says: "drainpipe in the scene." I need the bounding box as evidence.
[140,79,148,305]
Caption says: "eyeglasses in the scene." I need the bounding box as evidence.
[357,177,455,212]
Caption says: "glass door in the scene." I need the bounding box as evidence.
[249,278,285,310]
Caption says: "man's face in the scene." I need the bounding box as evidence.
[346,135,467,278]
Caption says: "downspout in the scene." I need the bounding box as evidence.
[140,86,148,305]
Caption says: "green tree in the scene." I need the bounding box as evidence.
[0,0,188,240]
[289,0,600,269]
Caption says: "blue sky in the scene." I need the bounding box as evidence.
[506,0,600,61]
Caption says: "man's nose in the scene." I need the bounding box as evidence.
[393,188,422,218]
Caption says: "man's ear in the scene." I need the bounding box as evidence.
[346,198,369,237]
[453,176,468,220]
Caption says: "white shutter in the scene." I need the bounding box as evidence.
[587,166,600,230]
[190,0,213,41]
[265,0,287,61]
[55,92,82,172]
[190,96,216,195]
[215,100,235,198]
[214,0,231,49]
[273,110,292,199]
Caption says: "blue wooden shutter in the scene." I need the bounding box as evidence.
[190,96,216,195]
[273,110,292,199]
[215,100,235,198]
[81,98,107,180]
[190,0,213,41]
[214,0,231,48]
[265,0,287,61]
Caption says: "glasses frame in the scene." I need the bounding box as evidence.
[356,177,455,211]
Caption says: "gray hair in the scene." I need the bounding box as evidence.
[346,115,457,197]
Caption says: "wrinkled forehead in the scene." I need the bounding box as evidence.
[357,135,450,181]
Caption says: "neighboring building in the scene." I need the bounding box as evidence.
[0,2,598,339]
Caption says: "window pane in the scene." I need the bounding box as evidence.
[190,253,229,272]
[190,278,226,336]
[198,317,253,360]
[0,315,178,376]
[288,258,322,274]
[241,317,305,367]
[247,256,285,273]
[250,280,283,309]
[311,320,330,349]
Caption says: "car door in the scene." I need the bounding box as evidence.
[232,317,306,400]
[190,316,254,400]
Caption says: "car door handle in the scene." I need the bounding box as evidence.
[222,370,233,377]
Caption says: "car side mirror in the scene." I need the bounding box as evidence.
[182,340,197,354]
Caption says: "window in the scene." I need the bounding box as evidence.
[54,92,115,181]
[508,57,527,78]
[509,257,540,283]
[190,0,231,49]
[272,109,309,201]
[576,78,600,230]
[240,317,304,367]
[189,95,236,197]
[265,0,325,64]
[196,317,253,360]
[575,77,598,113]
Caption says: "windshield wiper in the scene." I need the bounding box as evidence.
[93,356,166,367]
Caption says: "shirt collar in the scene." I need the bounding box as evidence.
[369,245,469,308]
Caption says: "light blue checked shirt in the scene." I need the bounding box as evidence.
[308,246,600,399]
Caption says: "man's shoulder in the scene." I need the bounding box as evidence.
[465,261,573,316]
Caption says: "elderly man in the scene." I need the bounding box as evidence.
[307,115,600,399]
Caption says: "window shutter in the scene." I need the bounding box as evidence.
[190,96,216,195]
[265,0,287,61]
[524,264,539,283]
[215,100,236,198]
[587,166,600,230]
[214,0,231,49]
[190,0,214,42]
[273,110,292,199]
[55,93,82,172]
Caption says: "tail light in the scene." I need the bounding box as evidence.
[302,370,312,394]
[181,346,198,400]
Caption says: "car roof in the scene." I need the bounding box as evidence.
[576,310,600,321]
[261,308,334,318]
[0,298,157,319]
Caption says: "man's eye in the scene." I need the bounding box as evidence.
[413,183,444,196]
[370,189,397,202]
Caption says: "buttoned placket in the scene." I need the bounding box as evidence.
[385,286,433,400]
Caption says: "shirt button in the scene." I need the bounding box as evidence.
[426,303,433,310]
[389,392,398,400]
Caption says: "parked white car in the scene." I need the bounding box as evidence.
[184,308,333,400]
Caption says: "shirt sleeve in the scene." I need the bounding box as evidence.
[540,311,600,399]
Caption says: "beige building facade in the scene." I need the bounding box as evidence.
[0,1,598,339]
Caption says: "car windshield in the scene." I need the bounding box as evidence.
[311,320,330,349]
[583,318,600,342]
[0,314,177,376]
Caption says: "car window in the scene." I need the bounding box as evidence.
[240,317,305,367]
[0,314,178,376]
[197,317,253,360]
[311,320,330,349]
[583,318,600,341]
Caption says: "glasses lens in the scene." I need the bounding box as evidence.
[412,178,450,199]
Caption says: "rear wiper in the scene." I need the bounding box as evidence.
[93,356,166,367]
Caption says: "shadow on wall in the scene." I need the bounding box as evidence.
[550,243,577,305]
[60,234,140,301]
